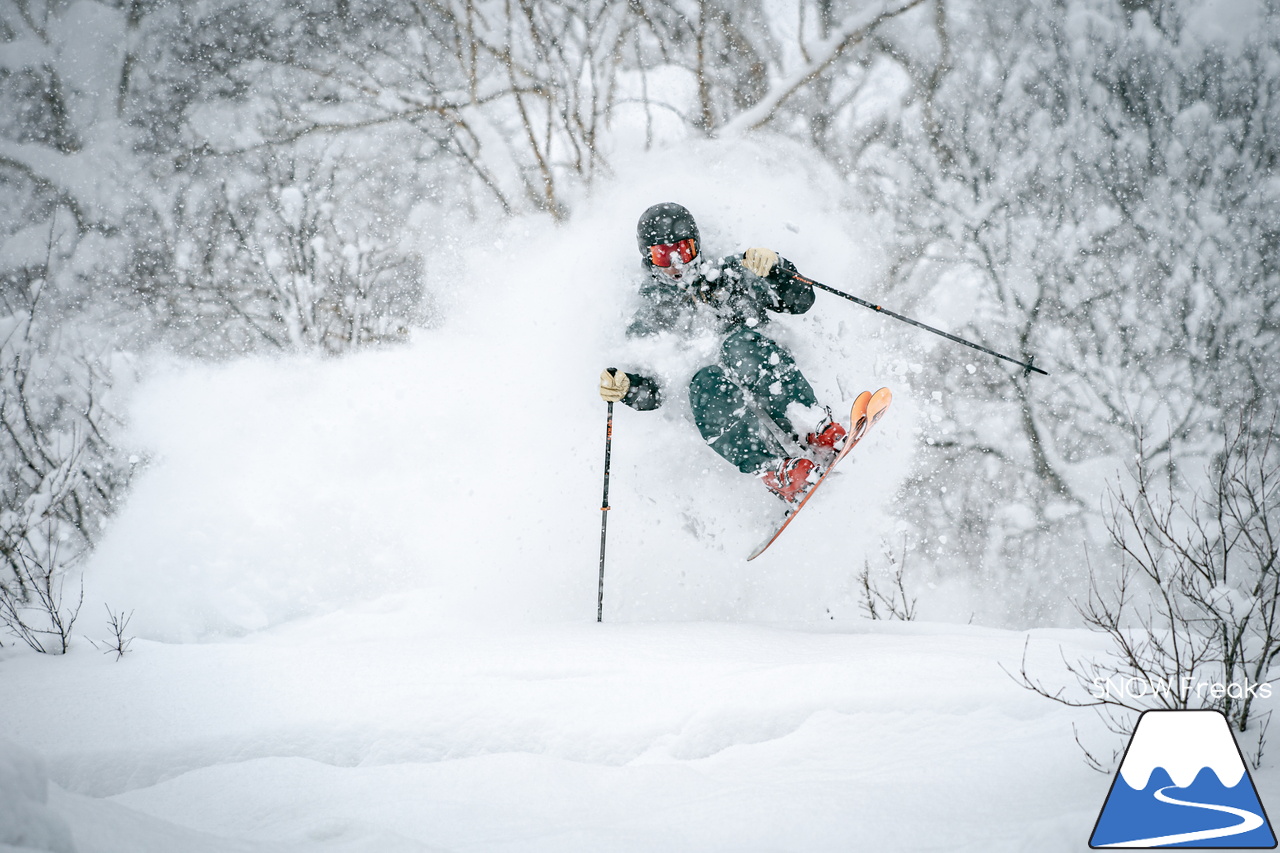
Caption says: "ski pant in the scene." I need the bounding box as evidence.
[689,327,819,474]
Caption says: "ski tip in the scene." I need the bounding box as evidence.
[867,387,893,428]
[846,390,871,441]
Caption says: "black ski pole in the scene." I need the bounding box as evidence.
[597,369,617,623]
[792,272,1049,377]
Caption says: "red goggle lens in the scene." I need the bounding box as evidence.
[648,238,698,267]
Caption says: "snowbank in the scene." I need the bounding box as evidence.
[0,607,1132,852]
[0,738,75,853]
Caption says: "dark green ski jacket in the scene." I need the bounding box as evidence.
[619,254,814,411]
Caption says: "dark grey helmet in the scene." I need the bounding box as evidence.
[636,203,699,262]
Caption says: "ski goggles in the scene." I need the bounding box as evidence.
[648,238,698,267]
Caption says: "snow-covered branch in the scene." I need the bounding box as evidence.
[718,0,928,136]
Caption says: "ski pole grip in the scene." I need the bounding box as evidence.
[604,367,619,402]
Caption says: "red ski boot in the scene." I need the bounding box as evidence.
[759,456,820,505]
[806,411,848,455]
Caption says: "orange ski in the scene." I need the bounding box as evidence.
[747,387,892,561]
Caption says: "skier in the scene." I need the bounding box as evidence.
[599,202,847,504]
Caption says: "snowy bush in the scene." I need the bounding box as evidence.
[172,156,427,355]
[0,278,135,653]
[1013,412,1280,765]
[830,0,1280,621]
[0,311,135,668]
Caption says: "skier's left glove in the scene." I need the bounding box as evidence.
[743,248,779,277]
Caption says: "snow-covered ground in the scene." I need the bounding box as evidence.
[5,140,1273,851]
[3,607,1166,852]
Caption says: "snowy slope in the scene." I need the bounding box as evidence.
[2,606,1170,852]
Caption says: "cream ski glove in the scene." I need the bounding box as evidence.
[743,247,779,277]
[599,369,630,403]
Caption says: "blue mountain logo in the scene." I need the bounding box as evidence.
[1091,710,1277,848]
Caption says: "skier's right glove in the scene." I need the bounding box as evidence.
[599,369,630,403]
